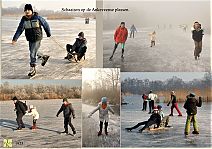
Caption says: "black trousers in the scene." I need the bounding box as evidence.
[142,101,147,111]
[16,113,25,128]
[129,120,158,131]
[99,121,108,133]
[149,100,154,113]
[64,117,75,133]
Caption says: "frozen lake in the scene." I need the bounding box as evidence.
[0,99,82,148]
[103,27,211,72]
[1,17,96,79]
[121,95,211,147]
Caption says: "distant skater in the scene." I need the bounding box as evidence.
[192,21,204,60]
[149,31,156,47]
[142,94,148,111]
[167,91,182,116]
[109,22,128,60]
[129,24,137,38]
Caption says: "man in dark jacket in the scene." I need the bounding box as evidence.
[192,21,204,60]
[184,93,202,135]
[56,98,76,135]
[12,96,27,130]
[125,106,161,133]
[12,4,51,77]
[64,32,87,61]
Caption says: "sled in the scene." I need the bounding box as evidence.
[146,126,173,131]
[67,52,86,63]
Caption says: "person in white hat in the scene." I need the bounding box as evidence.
[25,105,39,129]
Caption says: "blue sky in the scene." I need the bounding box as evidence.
[0,79,81,87]
[121,72,207,82]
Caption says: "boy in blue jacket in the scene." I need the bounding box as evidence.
[12,4,51,77]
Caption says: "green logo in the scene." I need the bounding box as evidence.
[3,139,12,148]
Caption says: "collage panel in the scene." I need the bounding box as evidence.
[0,79,82,148]
[82,68,120,147]
[103,0,210,72]
[121,72,211,147]
[1,0,96,79]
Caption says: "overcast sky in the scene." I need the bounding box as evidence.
[121,72,207,81]
[2,0,96,11]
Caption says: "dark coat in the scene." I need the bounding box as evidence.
[192,29,204,42]
[15,100,26,115]
[57,103,75,118]
[148,113,161,126]
[184,96,202,115]
[13,12,51,42]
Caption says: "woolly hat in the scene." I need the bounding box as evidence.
[78,32,84,38]
[157,105,162,110]
[101,97,107,103]
[63,98,68,102]
[153,106,158,111]
[120,22,125,25]
[12,96,18,101]
[190,93,196,97]
[24,4,33,12]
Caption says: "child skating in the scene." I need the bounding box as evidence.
[184,93,202,136]
[109,22,128,60]
[12,4,51,77]
[25,105,39,130]
[88,97,115,136]
[56,98,76,135]
[149,31,156,47]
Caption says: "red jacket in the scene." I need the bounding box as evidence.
[114,27,128,43]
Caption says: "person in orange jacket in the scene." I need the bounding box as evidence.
[109,22,128,60]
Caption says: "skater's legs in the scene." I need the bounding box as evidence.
[110,43,119,59]
[170,105,174,115]
[64,117,69,133]
[151,100,154,111]
[149,101,152,113]
[16,113,24,128]
[105,121,108,134]
[192,115,199,132]
[68,117,76,133]
[185,115,192,134]
[174,103,182,115]
[66,44,73,53]
[130,32,132,38]
[99,121,103,132]
[29,41,41,66]
[144,101,147,111]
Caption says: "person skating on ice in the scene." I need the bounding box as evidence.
[12,4,51,77]
[148,90,158,114]
[184,93,202,136]
[167,91,183,116]
[142,94,148,111]
[56,98,76,135]
[12,96,27,130]
[125,106,161,133]
[191,21,204,60]
[25,105,39,130]
[88,97,115,136]
[109,22,128,60]
[129,24,137,38]
[149,31,156,47]
[64,32,87,61]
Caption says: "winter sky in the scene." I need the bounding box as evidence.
[121,72,208,81]
[2,0,96,11]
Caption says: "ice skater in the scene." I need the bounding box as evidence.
[142,94,148,111]
[12,4,51,77]
[129,24,137,38]
[192,21,204,60]
[25,105,39,130]
[149,31,156,47]
[184,93,202,136]
[88,97,115,136]
[64,32,87,61]
[125,106,161,133]
[148,90,158,114]
[56,98,76,135]
[167,91,182,116]
[12,96,27,130]
[109,22,128,60]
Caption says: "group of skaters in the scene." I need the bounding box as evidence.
[126,90,202,136]
[11,4,87,77]
[12,96,77,135]
[109,21,204,61]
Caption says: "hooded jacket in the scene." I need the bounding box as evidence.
[13,12,51,42]
[184,96,202,115]
[89,102,115,122]
[26,108,39,120]
[57,103,75,118]
[114,26,128,43]
[14,100,26,115]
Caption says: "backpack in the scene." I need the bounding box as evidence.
[22,101,28,111]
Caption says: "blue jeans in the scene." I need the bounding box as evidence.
[29,41,42,66]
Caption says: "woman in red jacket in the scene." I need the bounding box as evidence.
[109,22,128,60]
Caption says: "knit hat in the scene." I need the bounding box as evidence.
[101,97,107,103]
[29,105,34,109]
[157,105,162,110]
[78,32,84,38]
[190,93,196,97]
[149,90,153,93]
[153,106,158,111]
[121,22,125,25]
[12,96,18,101]
[63,98,68,102]
[24,4,33,12]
